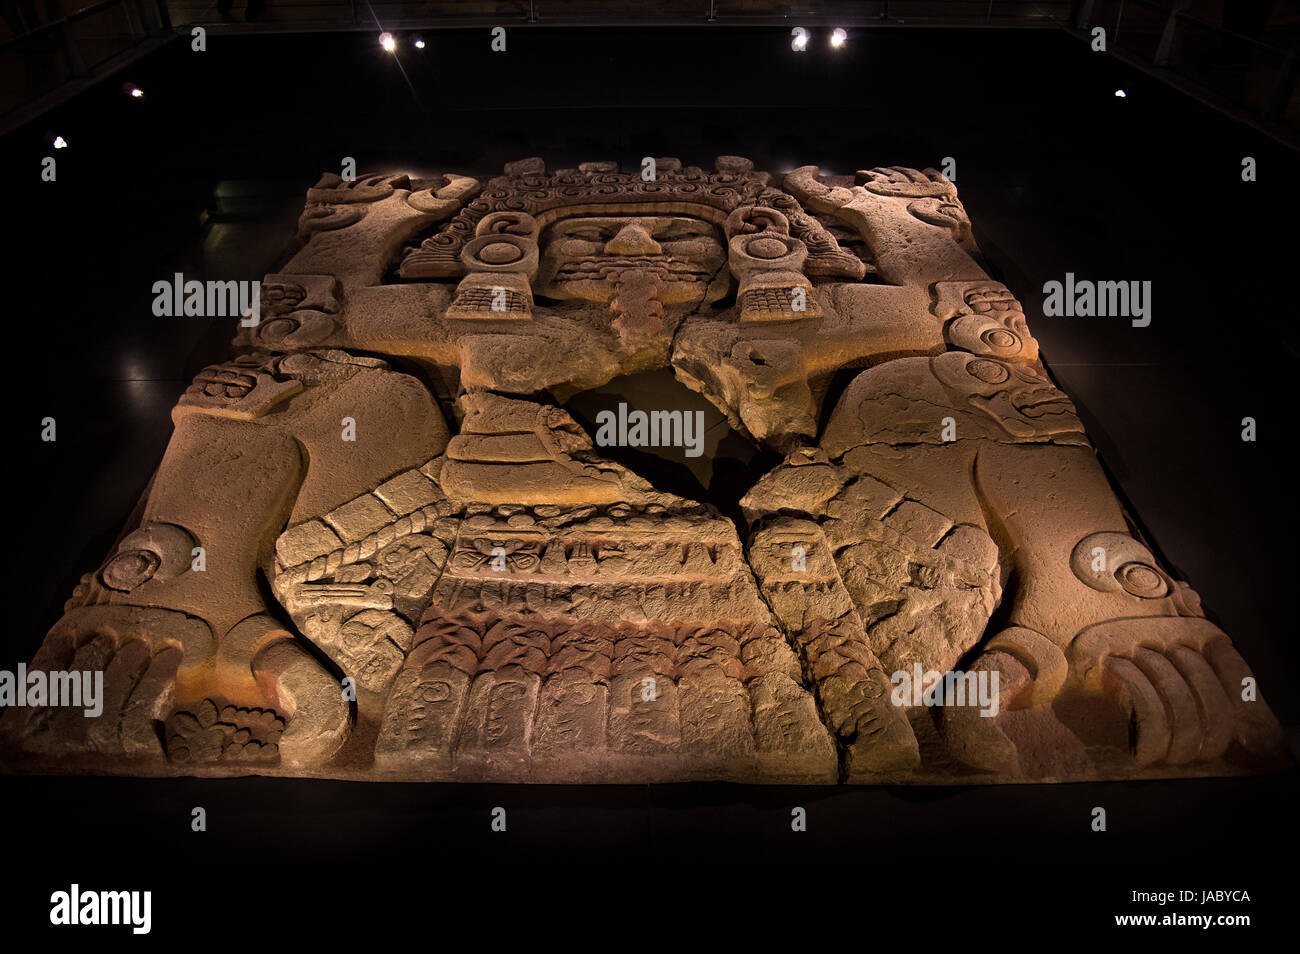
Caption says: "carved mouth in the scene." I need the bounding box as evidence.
[555,257,711,281]
[1011,388,1076,419]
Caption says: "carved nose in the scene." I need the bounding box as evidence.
[604,222,662,256]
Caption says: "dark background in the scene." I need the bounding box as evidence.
[1,26,1295,925]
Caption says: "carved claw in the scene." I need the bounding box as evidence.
[939,636,1091,779]
[1073,617,1284,768]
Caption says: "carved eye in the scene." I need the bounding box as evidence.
[980,328,1019,351]
[420,682,451,703]
[101,548,161,592]
[657,221,711,241]
[968,359,1009,384]
[1116,562,1167,599]
[562,226,610,242]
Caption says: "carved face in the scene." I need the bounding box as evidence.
[933,353,1086,443]
[300,608,409,694]
[339,615,405,689]
[535,215,728,304]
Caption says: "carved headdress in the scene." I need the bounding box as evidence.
[399,156,865,281]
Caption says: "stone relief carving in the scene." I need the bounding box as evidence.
[1,157,1283,784]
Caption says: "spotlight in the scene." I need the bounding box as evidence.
[830,28,847,49]
[380,32,396,53]
[122,82,144,99]
[791,27,808,52]
[413,36,425,50]
[1114,89,1127,97]
[52,136,67,149]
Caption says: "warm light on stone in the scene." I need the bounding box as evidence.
[0,158,1284,785]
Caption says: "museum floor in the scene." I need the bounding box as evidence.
[3,25,1296,878]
